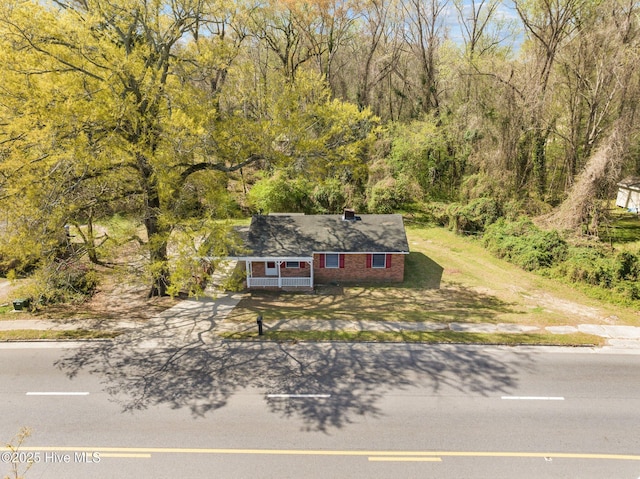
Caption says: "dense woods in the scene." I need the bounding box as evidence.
[0,0,638,298]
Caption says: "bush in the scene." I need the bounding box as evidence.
[447,197,502,235]
[480,218,640,306]
[616,251,639,281]
[19,260,99,307]
[367,177,406,213]
[248,174,313,213]
[421,202,450,227]
[553,247,608,285]
[483,219,568,271]
[550,246,640,293]
[311,178,346,213]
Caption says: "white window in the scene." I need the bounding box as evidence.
[325,254,339,268]
[372,254,386,268]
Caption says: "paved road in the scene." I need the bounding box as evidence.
[2,341,640,478]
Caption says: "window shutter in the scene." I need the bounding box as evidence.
[281,262,286,269]
[300,262,305,269]
[386,254,392,269]
[366,254,372,268]
[319,254,325,268]
[339,254,345,269]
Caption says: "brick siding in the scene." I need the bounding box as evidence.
[314,253,404,283]
[246,254,405,288]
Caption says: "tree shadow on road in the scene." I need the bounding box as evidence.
[56,306,529,433]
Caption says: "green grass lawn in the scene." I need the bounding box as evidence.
[602,208,640,246]
[226,225,640,331]
[219,330,605,347]
[0,329,119,341]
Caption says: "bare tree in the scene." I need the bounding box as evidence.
[351,0,405,117]
[453,0,505,61]
[248,2,314,82]
[513,0,586,197]
[400,0,449,115]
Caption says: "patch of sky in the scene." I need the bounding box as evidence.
[440,0,524,53]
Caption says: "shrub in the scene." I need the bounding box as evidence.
[551,247,640,293]
[447,197,502,235]
[19,260,99,307]
[483,219,568,271]
[367,177,406,213]
[421,202,450,227]
[615,251,639,281]
[481,218,640,306]
[553,247,609,285]
[248,174,313,213]
[311,178,346,213]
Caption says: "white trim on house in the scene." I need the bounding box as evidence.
[244,258,314,289]
[313,251,410,255]
[616,178,640,212]
[214,251,409,289]
[324,253,340,268]
[223,256,313,263]
[371,253,387,268]
[617,186,640,210]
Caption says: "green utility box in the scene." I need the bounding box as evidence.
[12,298,31,311]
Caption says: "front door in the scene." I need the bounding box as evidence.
[265,261,277,276]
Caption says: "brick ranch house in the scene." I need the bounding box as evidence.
[234,211,410,290]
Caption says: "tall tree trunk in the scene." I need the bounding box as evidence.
[137,152,171,297]
[85,209,100,265]
[145,196,171,298]
[533,129,548,197]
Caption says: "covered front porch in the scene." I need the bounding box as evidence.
[243,257,314,289]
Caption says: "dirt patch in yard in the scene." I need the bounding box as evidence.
[43,274,178,324]
[0,270,177,327]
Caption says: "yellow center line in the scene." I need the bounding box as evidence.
[369,457,442,462]
[7,447,640,462]
[99,453,151,459]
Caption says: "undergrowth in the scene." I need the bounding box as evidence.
[482,217,640,306]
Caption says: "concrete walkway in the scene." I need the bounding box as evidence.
[2,276,640,349]
[3,308,640,349]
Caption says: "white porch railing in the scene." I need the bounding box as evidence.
[247,277,312,288]
[248,277,279,287]
[281,277,312,287]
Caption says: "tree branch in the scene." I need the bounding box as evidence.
[179,154,263,182]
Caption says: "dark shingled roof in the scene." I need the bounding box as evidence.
[244,214,409,258]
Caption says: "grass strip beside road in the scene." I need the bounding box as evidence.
[219,330,605,347]
[0,329,120,341]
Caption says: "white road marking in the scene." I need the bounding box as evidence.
[501,396,564,401]
[26,392,90,396]
[267,394,331,399]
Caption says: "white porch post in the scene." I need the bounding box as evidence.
[309,258,314,288]
[245,260,251,288]
[277,261,282,288]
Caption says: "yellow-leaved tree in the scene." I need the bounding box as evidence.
[0,0,377,297]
